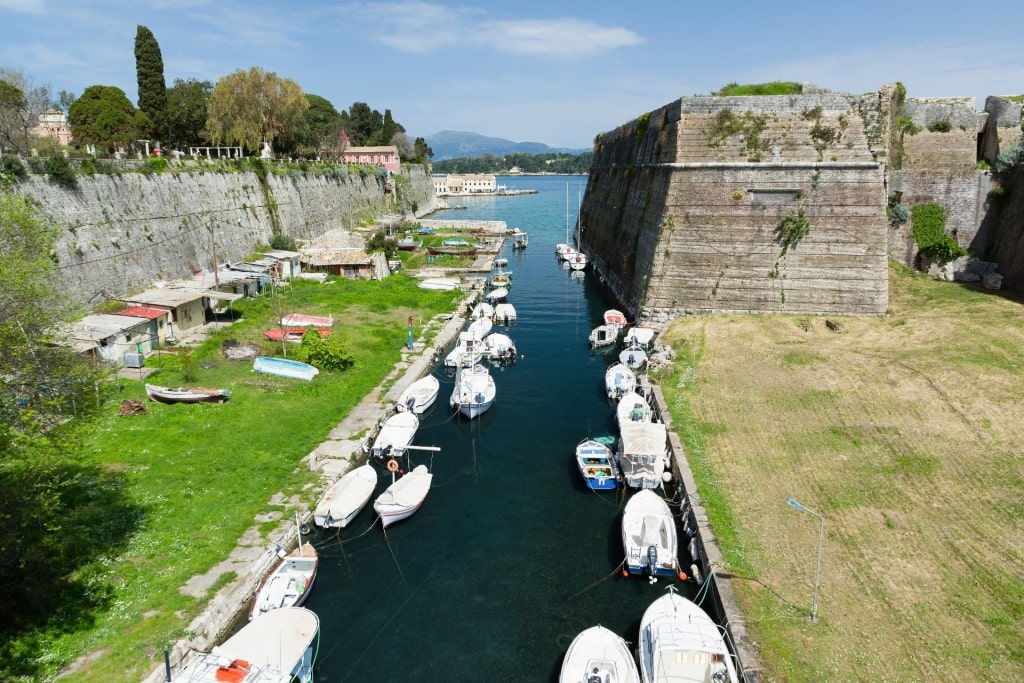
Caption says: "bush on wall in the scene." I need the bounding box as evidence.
[910,203,966,262]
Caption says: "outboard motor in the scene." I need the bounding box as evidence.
[646,545,659,584]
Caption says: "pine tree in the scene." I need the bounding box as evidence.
[134,25,166,141]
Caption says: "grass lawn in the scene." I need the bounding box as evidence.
[12,275,462,683]
[652,262,1024,682]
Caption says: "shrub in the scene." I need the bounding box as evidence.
[927,120,952,133]
[44,155,77,189]
[910,203,966,261]
[0,154,27,178]
[297,332,355,372]
[775,208,810,254]
[270,233,297,251]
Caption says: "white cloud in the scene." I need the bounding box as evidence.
[480,19,645,58]
[0,0,45,13]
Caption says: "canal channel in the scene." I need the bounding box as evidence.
[303,174,701,681]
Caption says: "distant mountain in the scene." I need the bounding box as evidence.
[425,130,589,161]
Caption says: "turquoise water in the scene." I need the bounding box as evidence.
[304,175,694,682]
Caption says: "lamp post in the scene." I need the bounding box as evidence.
[786,497,824,621]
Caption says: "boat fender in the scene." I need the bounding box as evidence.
[690,563,704,586]
[299,523,312,536]
[387,458,399,473]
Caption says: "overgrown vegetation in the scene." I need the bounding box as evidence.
[713,81,803,96]
[705,109,772,160]
[910,203,966,261]
[775,208,810,254]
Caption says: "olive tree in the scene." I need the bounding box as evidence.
[206,67,308,155]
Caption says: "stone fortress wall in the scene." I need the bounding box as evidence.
[11,164,437,307]
[581,84,1024,320]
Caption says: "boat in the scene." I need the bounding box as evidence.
[569,252,588,271]
[445,332,485,369]
[427,245,477,257]
[370,411,419,460]
[263,327,331,343]
[481,332,517,364]
[493,256,509,268]
[485,287,509,301]
[467,315,493,340]
[559,624,640,683]
[442,238,471,247]
[145,383,231,404]
[489,270,512,289]
[555,242,570,257]
[449,362,496,419]
[604,309,628,329]
[575,437,620,491]
[396,236,420,251]
[471,301,495,320]
[589,324,618,349]
[395,375,440,414]
[619,338,649,371]
[252,356,319,381]
[373,463,433,528]
[560,245,578,262]
[622,489,682,581]
[250,518,319,619]
[617,389,653,425]
[280,313,333,327]
[513,231,528,250]
[168,607,318,683]
[493,302,517,324]
[624,326,656,350]
[605,363,636,401]
[637,586,740,683]
[617,421,669,490]
[313,463,378,529]
[418,277,461,290]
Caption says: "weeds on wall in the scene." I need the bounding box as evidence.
[910,203,966,261]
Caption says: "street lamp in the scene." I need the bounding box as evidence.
[786,497,824,621]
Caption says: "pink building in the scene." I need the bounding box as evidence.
[339,145,400,173]
[34,109,73,146]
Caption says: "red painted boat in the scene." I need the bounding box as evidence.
[264,327,332,343]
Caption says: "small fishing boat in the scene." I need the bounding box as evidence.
[493,256,509,268]
[370,411,419,460]
[427,245,477,256]
[373,463,433,528]
[485,287,509,301]
[396,236,420,251]
[604,309,628,330]
[445,332,485,369]
[624,326,656,350]
[616,389,653,425]
[168,607,319,683]
[589,324,618,349]
[481,332,517,364]
[638,586,740,683]
[313,463,378,529]
[489,270,512,289]
[559,624,640,683]
[145,383,231,404]
[471,301,495,320]
[253,356,319,381]
[263,327,331,343]
[280,313,333,327]
[250,518,319,619]
[467,315,493,340]
[450,362,496,419]
[396,375,440,414]
[575,437,620,491]
[617,421,669,490]
[605,362,636,401]
[513,231,528,249]
[493,302,517,324]
[619,337,648,371]
[622,489,682,582]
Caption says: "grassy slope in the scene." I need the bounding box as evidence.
[654,263,1024,682]
[25,276,461,683]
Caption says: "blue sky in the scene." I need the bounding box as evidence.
[2,0,1022,150]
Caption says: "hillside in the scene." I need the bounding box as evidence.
[425,130,588,160]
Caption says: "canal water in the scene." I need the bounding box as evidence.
[304,175,694,682]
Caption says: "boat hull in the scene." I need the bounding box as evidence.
[396,375,440,414]
[576,438,620,491]
[373,465,433,528]
[253,356,319,381]
[559,625,640,683]
[145,383,231,404]
[450,364,496,419]
[249,545,319,619]
[622,489,679,578]
[313,463,378,529]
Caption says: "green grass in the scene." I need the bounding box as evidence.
[6,275,461,683]
[713,81,803,96]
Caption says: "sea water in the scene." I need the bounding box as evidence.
[304,175,695,682]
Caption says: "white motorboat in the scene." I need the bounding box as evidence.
[619,338,648,371]
[313,463,378,529]
[622,489,682,582]
[604,309,628,330]
[589,324,619,349]
[575,437,620,491]
[617,389,653,426]
[373,463,433,528]
[493,256,509,268]
[624,326,656,350]
[481,332,517,363]
[493,302,517,324]
[396,375,440,414]
[467,315,493,340]
[370,411,419,459]
[450,363,496,419]
[485,286,509,301]
[169,607,319,683]
[638,586,740,683]
[445,332,485,369]
[471,301,495,320]
[605,362,636,401]
[559,624,640,683]
[617,421,668,490]
[249,539,319,619]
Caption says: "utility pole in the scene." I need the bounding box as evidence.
[209,216,219,287]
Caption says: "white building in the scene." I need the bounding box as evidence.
[433,173,497,196]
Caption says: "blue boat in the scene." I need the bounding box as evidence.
[575,437,620,490]
[253,356,319,381]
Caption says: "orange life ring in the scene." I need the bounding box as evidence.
[387,458,399,473]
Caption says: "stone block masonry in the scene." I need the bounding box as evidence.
[12,165,436,306]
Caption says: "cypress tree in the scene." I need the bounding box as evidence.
[134,25,166,141]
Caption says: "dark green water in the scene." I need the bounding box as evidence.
[304,175,694,682]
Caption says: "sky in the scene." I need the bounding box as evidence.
[2,0,1023,150]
